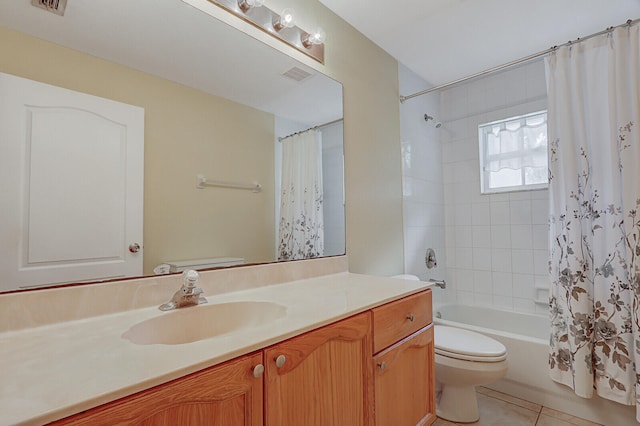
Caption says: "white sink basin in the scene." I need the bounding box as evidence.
[122,301,287,345]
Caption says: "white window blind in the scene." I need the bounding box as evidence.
[479,111,548,193]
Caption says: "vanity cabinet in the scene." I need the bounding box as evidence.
[51,352,263,425]
[372,290,436,426]
[264,312,374,426]
[51,290,433,426]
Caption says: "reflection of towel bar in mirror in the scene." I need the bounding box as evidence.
[196,174,262,193]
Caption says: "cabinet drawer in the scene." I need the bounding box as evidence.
[372,290,432,353]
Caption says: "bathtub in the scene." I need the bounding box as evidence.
[434,304,636,426]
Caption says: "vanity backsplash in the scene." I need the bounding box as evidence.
[0,256,348,333]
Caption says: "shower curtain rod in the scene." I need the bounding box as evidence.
[400,18,639,103]
[278,117,343,142]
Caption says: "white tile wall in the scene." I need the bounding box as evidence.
[472,247,491,270]
[491,249,512,272]
[399,59,551,312]
[399,63,446,298]
[511,225,533,249]
[491,225,511,248]
[472,203,491,225]
[472,226,491,248]
[474,270,493,294]
[510,200,532,224]
[490,202,511,225]
[440,59,550,313]
[512,250,534,274]
[513,273,535,298]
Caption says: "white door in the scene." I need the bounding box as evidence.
[0,72,144,291]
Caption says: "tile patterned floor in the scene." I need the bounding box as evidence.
[433,387,603,426]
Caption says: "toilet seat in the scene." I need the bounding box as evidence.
[435,325,507,362]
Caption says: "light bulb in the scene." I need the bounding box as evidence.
[274,8,296,31]
[238,0,264,13]
[302,27,326,48]
[311,27,326,44]
[281,9,295,27]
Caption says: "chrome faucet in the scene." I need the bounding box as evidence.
[428,278,446,289]
[159,270,208,311]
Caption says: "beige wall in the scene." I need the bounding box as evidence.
[327,10,405,276]
[0,26,275,275]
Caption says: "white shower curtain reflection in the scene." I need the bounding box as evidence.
[546,24,640,420]
[277,129,324,260]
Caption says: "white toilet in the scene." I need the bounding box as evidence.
[434,325,508,423]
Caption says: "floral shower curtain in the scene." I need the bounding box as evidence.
[546,24,640,420]
[277,129,324,260]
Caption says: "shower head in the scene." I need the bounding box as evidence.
[424,114,442,128]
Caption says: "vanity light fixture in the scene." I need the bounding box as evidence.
[237,0,264,13]
[206,0,325,64]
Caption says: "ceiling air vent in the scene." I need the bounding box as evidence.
[282,67,313,82]
[31,0,67,16]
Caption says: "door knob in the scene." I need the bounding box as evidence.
[129,243,141,253]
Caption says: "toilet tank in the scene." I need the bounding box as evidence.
[164,257,245,273]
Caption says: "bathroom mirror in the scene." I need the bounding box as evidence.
[0,0,344,292]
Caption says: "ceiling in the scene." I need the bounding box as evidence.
[0,0,342,126]
[318,0,640,90]
[2,1,637,110]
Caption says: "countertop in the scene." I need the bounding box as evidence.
[0,271,431,425]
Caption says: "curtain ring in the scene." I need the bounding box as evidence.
[605,25,615,38]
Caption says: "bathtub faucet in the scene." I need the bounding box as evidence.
[428,278,446,289]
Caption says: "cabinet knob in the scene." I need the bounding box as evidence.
[406,313,415,322]
[378,362,386,371]
[253,364,265,378]
[275,354,286,368]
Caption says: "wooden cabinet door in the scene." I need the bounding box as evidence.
[51,352,263,426]
[373,325,435,426]
[264,312,374,426]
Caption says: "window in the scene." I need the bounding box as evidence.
[479,111,548,193]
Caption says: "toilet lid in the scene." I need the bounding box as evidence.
[434,325,507,362]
